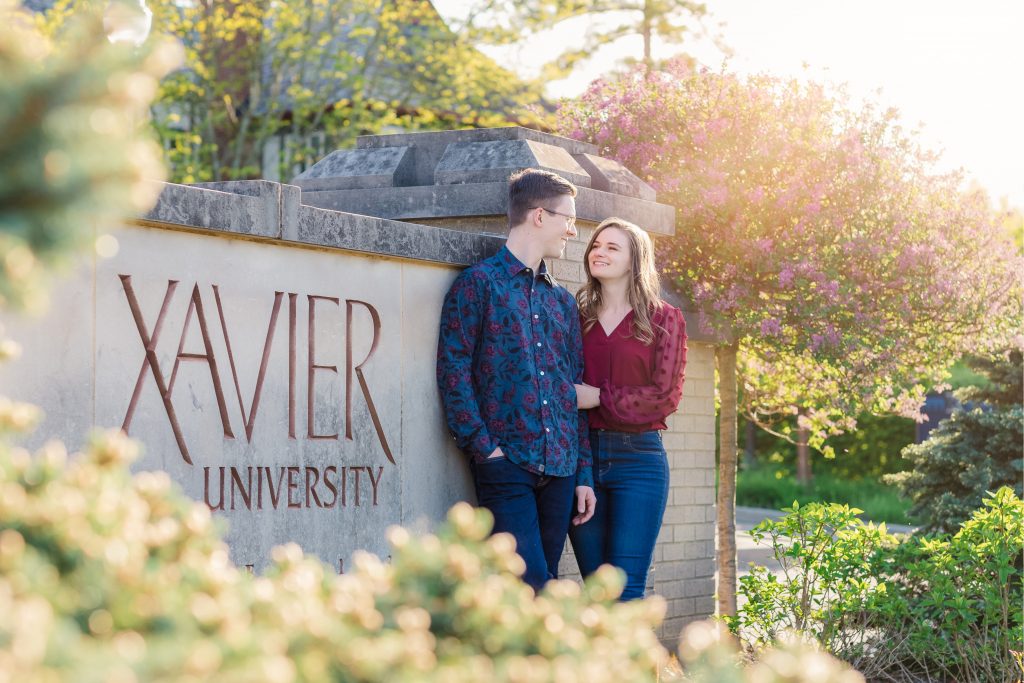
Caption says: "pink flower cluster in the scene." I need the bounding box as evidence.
[558,60,1023,441]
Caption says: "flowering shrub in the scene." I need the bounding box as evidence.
[559,61,1023,450]
[0,430,672,682]
[560,61,1023,613]
[728,490,1024,682]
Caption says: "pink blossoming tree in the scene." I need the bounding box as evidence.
[559,61,1023,615]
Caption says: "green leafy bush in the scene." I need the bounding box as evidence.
[886,351,1023,533]
[729,491,1024,682]
[725,502,898,656]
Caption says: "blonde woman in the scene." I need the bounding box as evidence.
[571,217,687,600]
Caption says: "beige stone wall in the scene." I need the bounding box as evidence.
[1,172,714,646]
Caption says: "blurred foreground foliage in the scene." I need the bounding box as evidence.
[0,0,178,312]
[0,431,671,682]
[0,429,877,683]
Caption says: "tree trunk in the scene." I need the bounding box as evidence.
[795,406,812,484]
[716,342,739,617]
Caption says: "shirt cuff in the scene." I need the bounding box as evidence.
[469,432,498,462]
[575,464,594,489]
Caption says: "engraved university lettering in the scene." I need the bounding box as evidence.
[202,465,386,510]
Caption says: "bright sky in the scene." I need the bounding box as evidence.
[434,0,1023,208]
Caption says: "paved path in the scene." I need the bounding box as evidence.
[735,506,916,584]
[736,506,786,581]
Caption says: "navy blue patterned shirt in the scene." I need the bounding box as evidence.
[437,246,593,488]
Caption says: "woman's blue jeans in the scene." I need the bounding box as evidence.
[568,429,669,600]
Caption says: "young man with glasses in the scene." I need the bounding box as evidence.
[436,168,595,591]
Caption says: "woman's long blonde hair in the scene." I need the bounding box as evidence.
[577,217,663,345]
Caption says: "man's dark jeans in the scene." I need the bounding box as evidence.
[470,454,575,591]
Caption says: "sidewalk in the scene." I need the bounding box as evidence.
[735,506,916,583]
[736,506,786,583]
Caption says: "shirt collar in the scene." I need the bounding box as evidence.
[495,246,556,286]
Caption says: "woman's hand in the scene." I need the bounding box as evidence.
[575,383,600,409]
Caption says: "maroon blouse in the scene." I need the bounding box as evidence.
[582,304,687,432]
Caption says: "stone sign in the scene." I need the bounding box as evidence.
[0,127,719,646]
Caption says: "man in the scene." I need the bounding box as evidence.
[436,168,595,591]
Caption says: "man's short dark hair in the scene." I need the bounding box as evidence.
[507,168,577,228]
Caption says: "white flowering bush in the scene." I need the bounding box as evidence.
[668,621,865,683]
[0,430,668,682]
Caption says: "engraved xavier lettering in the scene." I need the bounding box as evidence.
[346,299,395,464]
[214,286,284,441]
[307,295,340,440]
[168,283,234,439]
[120,275,195,464]
[288,292,297,439]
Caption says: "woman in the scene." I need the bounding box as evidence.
[571,217,687,600]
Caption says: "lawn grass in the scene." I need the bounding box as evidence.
[736,466,915,525]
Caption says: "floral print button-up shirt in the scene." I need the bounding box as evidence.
[437,246,592,488]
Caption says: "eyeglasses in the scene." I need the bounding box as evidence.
[531,206,576,229]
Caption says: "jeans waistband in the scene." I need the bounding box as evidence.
[590,428,660,436]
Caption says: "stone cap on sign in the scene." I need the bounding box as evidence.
[292,126,674,236]
[140,180,503,268]
[138,178,722,345]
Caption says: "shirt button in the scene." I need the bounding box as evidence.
[533,314,539,319]
[536,342,542,347]
[545,427,551,433]
[540,371,545,376]
[542,400,548,405]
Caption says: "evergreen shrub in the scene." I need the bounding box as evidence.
[886,351,1023,532]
